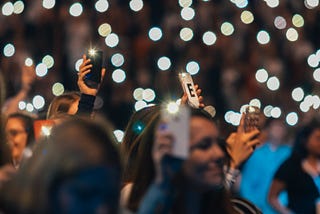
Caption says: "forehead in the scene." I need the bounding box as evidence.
[6,117,25,129]
[190,116,218,145]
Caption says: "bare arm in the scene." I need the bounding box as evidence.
[268,179,293,214]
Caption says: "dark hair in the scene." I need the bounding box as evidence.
[291,119,320,161]
[6,112,35,146]
[46,91,81,119]
[121,105,160,184]
[0,117,121,214]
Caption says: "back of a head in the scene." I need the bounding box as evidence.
[46,92,81,119]
[0,117,121,214]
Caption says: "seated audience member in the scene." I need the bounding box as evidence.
[268,119,320,214]
[240,119,291,214]
[5,113,35,168]
[138,108,261,214]
[0,117,121,214]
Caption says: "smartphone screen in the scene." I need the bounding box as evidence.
[85,49,103,88]
[244,106,261,132]
[178,72,200,108]
[161,104,190,159]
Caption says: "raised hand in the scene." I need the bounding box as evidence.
[180,84,205,108]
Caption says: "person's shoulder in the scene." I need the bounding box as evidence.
[231,197,262,214]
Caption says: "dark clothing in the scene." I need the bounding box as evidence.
[274,157,320,214]
[76,94,95,115]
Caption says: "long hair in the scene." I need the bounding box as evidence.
[0,117,121,214]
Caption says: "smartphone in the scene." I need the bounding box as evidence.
[244,106,261,132]
[34,120,55,141]
[161,104,190,159]
[85,49,103,88]
[178,72,200,108]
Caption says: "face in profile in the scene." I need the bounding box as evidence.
[306,128,320,158]
[184,116,225,189]
[5,117,28,163]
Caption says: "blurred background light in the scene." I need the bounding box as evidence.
[111,53,125,67]
[75,59,83,72]
[18,101,26,110]
[221,22,234,36]
[148,27,163,41]
[42,0,55,9]
[305,0,319,8]
[135,100,147,111]
[266,0,279,8]
[180,7,195,21]
[292,14,304,28]
[32,95,45,110]
[255,68,269,83]
[157,56,171,71]
[52,82,65,96]
[180,27,194,41]
[2,2,14,16]
[35,63,48,77]
[98,23,112,37]
[95,0,109,13]
[267,76,280,91]
[112,69,126,83]
[186,61,200,75]
[113,129,124,143]
[133,88,144,101]
[286,112,298,126]
[69,3,83,17]
[240,10,254,24]
[13,1,24,14]
[179,0,192,8]
[105,33,119,48]
[202,31,217,46]
[291,87,304,102]
[3,43,15,57]
[264,105,273,117]
[249,98,261,108]
[42,55,54,69]
[271,107,281,118]
[308,54,319,68]
[313,68,320,82]
[286,28,299,42]
[25,58,33,66]
[274,16,287,29]
[26,103,34,112]
[129,0,144,12]
[257,30,270,45]
[142,88,156,102]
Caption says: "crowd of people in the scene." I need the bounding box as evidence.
[0,0,320,213]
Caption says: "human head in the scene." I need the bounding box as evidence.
[1,117,121,214]
[292,119,320,160]
[46,92,81,119]
[5,112,34,165]
[265,118,287,145]
[121,105,160,183]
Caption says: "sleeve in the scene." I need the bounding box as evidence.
[76,94,96,115]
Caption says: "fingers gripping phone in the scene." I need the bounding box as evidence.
[244,106,261,133]
[178,72,200,108]
[161,104,190,159]
[85,49,103,88]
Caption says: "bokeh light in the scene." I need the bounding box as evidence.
[286,28,299,42]
[18,101,26,110]
[240,10,254,24]
[249,98,261,108]
[3,43,15,57]
[105,33,119,48]
[13,1,24,14]
[286,112,298,126]
[221,22,234,36]
[26,103,34,112]
[267,76,280,91]
[42,0,55,9]
[308,54,319,68]
[266,0,279,8]
[255,68,269,83]
[148,27,163,42]
[180,7,195,21]
[167,102,179,114]
[264,105,273,117]
[98,23,112,37]
[274,16,287,30]
[75,59,83,72]
[52,82,65,96]
[133,88,144,101]
[305,0,319,8]
[291,87,305,102]
[129,0,144,12]
[25,58,33,66]
[69,3,83,17]
[142,88,156,102]
[135,100,147,111]
[202,31,217,46]
[179,0,192,8]
[113,130,124,143]
[112,69,126,83]
[179,27,194,41]
[186,61,200,75]
[271,107,281,118]
[257,30,270,45]
[42,55,54,69]
[2,2,14,16]
[313,68,320,82]
[95,0,109,13]
[32,95,45,110]
[292,14,304,28]
[157,56,171,71]
[35,63,48,77]
[111,53,125,67]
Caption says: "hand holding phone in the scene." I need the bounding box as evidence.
[244,105,261,133]
[178,73,200,108]
[85,49,103,88]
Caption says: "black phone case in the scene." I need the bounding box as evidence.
[85,50,103,88]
